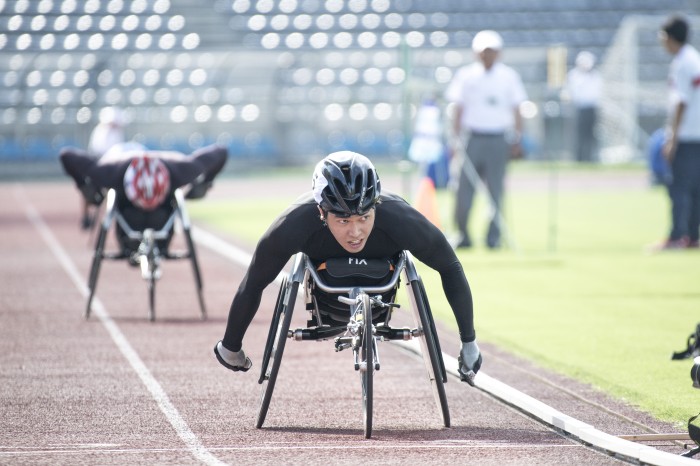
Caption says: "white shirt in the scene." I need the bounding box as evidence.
[668,43,700,141]
[566,67,603,108]
[445,61,527,133]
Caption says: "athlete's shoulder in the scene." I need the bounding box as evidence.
[379,190,408,202]
[375,190,424,222]
[292,191,317,206]
[373,189,449,252]
[273,191,318,224]
[377,191,411,208]
[284,191,318,216]
[262,191,320,245]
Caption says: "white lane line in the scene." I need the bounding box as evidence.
[15,186,227,466]
[193,225,695,466]
[0,442,582,458]
[215,443,581,451]
[191,227,253,267]
[191,227,287,285]
[395,325,695,466]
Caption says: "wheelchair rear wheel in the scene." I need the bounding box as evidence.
[409,278,450,427]
[359,293,374,439]
[183,225,207,320]
[259,276,287,384]
[256,277,298,429]
[85,219,109,319]
[417,278,447,382]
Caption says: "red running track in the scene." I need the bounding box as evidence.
[0,179,686,465]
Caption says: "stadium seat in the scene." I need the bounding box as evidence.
[0,0,697,163]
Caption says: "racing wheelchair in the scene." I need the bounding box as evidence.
[84,186,206,322]
[256,250,449,438]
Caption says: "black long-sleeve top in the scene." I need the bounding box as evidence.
[222,191,475,351]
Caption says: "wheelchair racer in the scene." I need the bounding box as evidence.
[215,151,482,385]
[60,142,227,260]
[60,142,227,214]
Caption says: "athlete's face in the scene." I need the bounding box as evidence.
[323,208,376,253]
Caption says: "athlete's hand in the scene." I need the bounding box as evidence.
[458,340,482,386]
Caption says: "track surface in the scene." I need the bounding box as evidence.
[0,176,690,465]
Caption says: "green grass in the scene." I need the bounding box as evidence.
[190,164,700,427]
[190,198,298,244]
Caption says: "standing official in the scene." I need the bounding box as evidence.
[657,15,700,249]
[445,30,527,249]
[565,51,603,163]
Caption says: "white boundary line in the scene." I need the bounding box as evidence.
[395,340,695,466]
[193,225,696,466]
[15,186,227,466]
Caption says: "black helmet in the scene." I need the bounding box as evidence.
[312,151,381,216]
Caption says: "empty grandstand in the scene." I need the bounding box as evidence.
[1,0,699,169]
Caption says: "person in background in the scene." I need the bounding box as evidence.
[565,51,603,163]
[445,30,527,249]
[656,15,700,250]
[648,128,672,187]
[409,95,451,190]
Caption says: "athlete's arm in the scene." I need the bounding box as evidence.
[221,200,317,351]
[381,198,476,342]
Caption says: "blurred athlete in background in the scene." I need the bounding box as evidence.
[60,143,227,252]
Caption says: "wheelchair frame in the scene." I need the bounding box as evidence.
[256,250,449,438]
[84,188,206,321]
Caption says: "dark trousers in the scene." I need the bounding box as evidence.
[454,132,509,247]
[669,142,700,242]
[575,106,597,162]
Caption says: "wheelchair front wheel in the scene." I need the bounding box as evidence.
[360,293,374,439]
[256,278,298,429]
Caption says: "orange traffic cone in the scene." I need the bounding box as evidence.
[414,177,441,229]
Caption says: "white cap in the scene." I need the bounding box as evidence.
[472,30,503,53]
